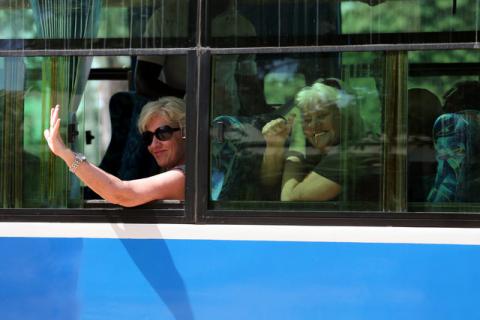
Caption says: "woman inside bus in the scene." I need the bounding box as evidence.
[260,81,347,201]
[44,96,186,207]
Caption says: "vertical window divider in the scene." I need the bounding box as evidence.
[194,49,211,223]
[382,51,408,212]
[185,49,200,223]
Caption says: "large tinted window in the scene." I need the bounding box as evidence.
[209,52,385,211]
[205,0,478,47]
[0,0,195,50]
[209,48,480,214]
[408,49,480,212]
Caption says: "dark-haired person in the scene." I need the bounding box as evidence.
[44,97,186,206]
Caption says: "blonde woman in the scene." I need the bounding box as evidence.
[261,82,343,201]
[44,96,186,206]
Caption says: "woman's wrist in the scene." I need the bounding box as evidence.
[285,150,305,162]
[265,142,286,153]
[57,147,73,163]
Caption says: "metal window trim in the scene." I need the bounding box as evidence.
[202,209,480,228]
[184,49,200,224]
[2,38,480,225]
[195,49,212,224]
[1,42,479,57]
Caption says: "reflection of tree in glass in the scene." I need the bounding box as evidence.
[342,0,474,33]
[264,72,306,106]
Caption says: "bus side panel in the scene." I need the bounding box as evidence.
[0,238,82,320]
[1,237,479,320]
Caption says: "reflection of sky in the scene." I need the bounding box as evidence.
[79,238,480,320]
[0,58,25,91]
[269,58,299,76]
[79,239,175,319]
[0,238,82,320]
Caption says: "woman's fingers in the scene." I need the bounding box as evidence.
[286,114,296,130]
[51,105,60,127]
[45,105,64,155]
[263,118,288,136]
[52,118,61,136]
[50,106,55,127]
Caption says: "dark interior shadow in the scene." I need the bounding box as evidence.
[111,224,194,320]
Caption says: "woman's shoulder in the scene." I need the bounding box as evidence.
[170,164,186,174]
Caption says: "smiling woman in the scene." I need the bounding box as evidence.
[43,96,186,206]
[261,82,343,202]
[209,52,383,208]
[138,97,186,171]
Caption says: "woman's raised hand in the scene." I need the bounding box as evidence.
[43,105,68,157]
[262,115,294,148]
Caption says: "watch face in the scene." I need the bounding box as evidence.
[74,153,86,163]
[70,153,86,173]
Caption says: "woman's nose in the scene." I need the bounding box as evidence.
[307,118,322,129]
[151,136,164,146]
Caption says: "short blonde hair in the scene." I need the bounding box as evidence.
[295,81,365,144]
[137,96,186,133]
[295,82,339,112]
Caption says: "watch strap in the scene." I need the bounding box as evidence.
[69,152,86,173]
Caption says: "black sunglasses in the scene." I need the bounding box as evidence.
[142,125,180,145]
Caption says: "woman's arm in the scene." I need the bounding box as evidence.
[260,109,305,188]
[260,117,292,187]
[280,115,340,201]
[281,156,340,201]
[44,105,185,206]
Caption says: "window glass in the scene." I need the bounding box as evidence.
[77,80,129,166]
[407,50,480,212]
[1,56,79,208]
[0,0,194,50]
[1,54,187,208]
[342,0,475,34]
[205,0,478,47]
[209,52,384,211]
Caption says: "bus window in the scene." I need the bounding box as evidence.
[205,0,340,47]
[1,56,86,208]
[205,0,476,47]
[77,57,131,171]
[210,52,384,211]
[408,50,480,212]
[0,54,188,209]
[342,0,475,35]
[0,0,195,50]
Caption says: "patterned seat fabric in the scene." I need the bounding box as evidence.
[428,111,480,202]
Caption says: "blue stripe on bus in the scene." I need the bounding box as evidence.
[1,237,479,320]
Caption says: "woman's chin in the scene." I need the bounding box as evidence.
[311,133,333,151]
[154,157,169,168]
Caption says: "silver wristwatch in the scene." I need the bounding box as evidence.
[69,152,86,173]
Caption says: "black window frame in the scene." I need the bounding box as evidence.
[0,48,197,224]
[197,43,480,228]
[0,0,480,227]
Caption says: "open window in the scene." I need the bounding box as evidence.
[0,53,191,209]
